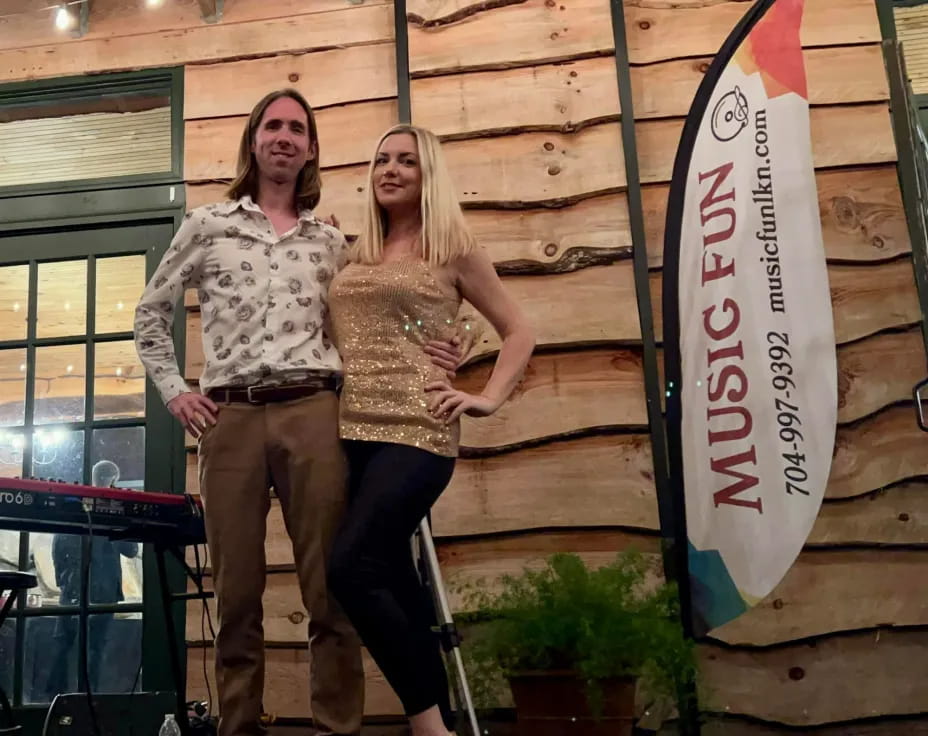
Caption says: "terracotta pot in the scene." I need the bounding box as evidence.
[508,670,636,736]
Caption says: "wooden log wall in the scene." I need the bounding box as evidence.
[185,0,928,728]
[3,0,928,730]
[396,0,928,731]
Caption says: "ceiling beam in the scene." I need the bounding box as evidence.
[197,0,223,24]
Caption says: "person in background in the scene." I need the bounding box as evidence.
[326,125,535,736]
[134,90,462,736]
[49,461,138,696]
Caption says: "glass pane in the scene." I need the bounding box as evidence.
[23,615,72,704]
[92,426,145,490]
[0,264,29,341]
[0,429,25,477]
[89,537,143,607]
[34,344,86,425]
[0,619,13,702]
[37,260,87,339]
[25,532,68,610]
[90,426,146,604]
[95,255,145,334]
[0,92,172,189]
[93,612,143,693]
[94,341,145,420]
[22,613,143,704]
[0,348,27,427]
[0,530,20,574]
[31,428,84,484]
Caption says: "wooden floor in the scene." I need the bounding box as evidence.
[266,722,517,736]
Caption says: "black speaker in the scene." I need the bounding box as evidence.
[41,692,176,736]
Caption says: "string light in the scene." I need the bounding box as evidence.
[0,0,87,22]
[54,4,75,31]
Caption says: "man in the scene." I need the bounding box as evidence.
[134,89,461,736]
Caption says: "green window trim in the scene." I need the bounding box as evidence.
[0,65,190,731]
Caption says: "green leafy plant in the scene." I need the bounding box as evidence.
[457,550,697,715]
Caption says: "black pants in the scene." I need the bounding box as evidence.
[328,440,455,729]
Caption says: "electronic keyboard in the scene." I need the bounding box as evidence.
[0,477,205,546]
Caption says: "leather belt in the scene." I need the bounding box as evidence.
[207,378,337,405]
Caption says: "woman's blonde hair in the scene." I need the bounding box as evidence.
[226,89,322,211]
[354,125,476,266]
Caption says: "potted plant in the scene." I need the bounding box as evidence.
[458,550,696,735]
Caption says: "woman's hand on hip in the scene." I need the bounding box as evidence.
[425,381,499,424]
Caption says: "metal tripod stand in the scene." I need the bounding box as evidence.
[413,517,481,736]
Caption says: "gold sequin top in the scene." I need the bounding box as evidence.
[328,257,463,457]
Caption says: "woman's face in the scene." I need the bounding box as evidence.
[372,133,422,211]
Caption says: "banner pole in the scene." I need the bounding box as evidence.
[609,2,700,733]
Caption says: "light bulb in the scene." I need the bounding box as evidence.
[116,367,123,377]
[55,5,74,31]
[147,0,164,6]
[18,364,25,372]
[116,301,124,310]
[63,301,71,311]
[66,364,74,373]
[12,303,19,312]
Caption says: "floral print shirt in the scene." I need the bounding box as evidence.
[134,195,349,404]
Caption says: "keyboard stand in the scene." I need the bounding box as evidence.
[154,544,213,736]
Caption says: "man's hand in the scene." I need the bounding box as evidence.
[167,392,219,438]
[424,335,464,382]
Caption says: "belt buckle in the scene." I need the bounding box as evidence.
[245,386,262,404]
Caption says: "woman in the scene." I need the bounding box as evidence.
[326,125,535,736]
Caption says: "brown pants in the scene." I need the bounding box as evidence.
[198,391,364,736]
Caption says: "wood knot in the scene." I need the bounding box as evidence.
[544,243,558,257]
[544,142,555,151]
[288,611,305,625]
[547,165,561,176]
[832,196,859,228]
[872,235,886,249]
[899,512,911,522]
[288,73,300,83]
[569,70,578,78]
[788,667,805,681]
[772,598,784,610]
[698,62,710,74]
[639,20,651,30]
[550,31,559,40]
[545,0,555,6]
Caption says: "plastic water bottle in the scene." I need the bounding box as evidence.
[158,713,182,736]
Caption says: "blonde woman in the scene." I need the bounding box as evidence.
[326,125,535,736]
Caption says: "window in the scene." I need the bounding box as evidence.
[0,68,185,724]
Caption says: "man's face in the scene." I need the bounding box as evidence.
[251,97,315,184]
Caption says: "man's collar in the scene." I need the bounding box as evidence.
[223,195,319,224]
